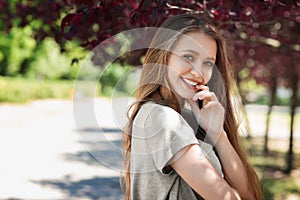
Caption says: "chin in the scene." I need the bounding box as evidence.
[177,91,194,101]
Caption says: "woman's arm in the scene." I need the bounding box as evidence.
[187,88,254,199]
[170,144,241,200]
[214,131,255,200]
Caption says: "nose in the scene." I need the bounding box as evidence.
[190,64,202,77]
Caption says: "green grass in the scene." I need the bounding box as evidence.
[0,75,136,103]
[0,76,87,103]
[261,178,300,200]
[244,137,300,200]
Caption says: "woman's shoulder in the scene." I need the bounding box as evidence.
[134,101,183,128]
[141,102,181,118]
[140,101,177,113]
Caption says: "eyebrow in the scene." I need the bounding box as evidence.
[181,49,216,61]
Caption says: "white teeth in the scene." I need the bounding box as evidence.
[182,78,198,86]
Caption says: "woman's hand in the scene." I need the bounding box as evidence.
[188,85,225,144]
[188,87,254,199]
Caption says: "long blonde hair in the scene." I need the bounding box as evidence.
[121,14,262,200]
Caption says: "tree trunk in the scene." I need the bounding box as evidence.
[0,61,8,76]
[264,75,277,154]
[18,43,41,75]
[286,74,299,173]
[19,59,30,75]
[235,70,252,139]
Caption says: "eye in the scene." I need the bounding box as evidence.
[182,54,194,61]
[203,61,215,67]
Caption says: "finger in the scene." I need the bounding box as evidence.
[203,100,220,109]
[192,85,209,100]
[193,91,216,101]
[202,92,218,102]
[210,92,218,101]
[196,84,209,91]
[192,90,210,100]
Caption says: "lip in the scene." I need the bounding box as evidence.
[182,77,200,85]
[181,77,202,90]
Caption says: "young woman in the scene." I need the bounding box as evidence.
[122,14,262,200]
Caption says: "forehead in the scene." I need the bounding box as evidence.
[173,31,217,58]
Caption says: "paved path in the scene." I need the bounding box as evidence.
[244,104,300,139]
[0,98,299,199]
[0,98,126,200]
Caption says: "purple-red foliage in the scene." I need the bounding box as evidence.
[0,0,299,80]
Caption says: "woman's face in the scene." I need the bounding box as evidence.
[167,31,217,102]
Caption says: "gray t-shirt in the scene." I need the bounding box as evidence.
[130,102,223,200]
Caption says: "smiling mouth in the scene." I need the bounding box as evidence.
[181,77,201,89]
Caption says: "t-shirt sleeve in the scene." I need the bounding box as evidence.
[131,103,199,175]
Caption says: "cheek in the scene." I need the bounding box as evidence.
[204,68,213,83]
[168,56,189,75]
[167,67,180,85]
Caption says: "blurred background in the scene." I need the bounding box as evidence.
[0,1,299,199]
